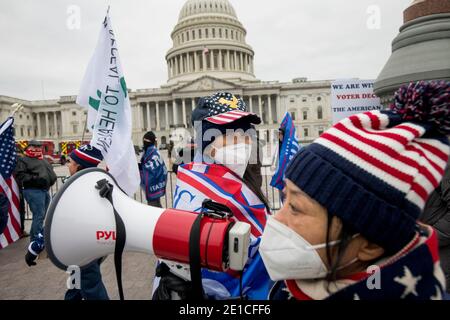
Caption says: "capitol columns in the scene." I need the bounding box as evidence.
[165,101,169,130]
[182,99,187,128]
[277,95,282,122]
[44,113,49,138]
[195,52,200,73]
[218,50,223,70]
[240,53,244,71]
[172,100,177,126]
[155,102,161,131]
[268,95,273,124]
[258,95,264,125]
[36,114,42,138]
[136,103,143,132]
[202,52,207,72]
[146,102,151,131]
[248,96,253,113]
[210,50,214,70]
[53,112,58,137]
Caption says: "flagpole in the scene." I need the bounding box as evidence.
[9,103,24,118]
[81,113,88,143]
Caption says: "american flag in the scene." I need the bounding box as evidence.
[0,117,21,249]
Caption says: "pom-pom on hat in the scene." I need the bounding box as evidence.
[285,80,450,253]
[70,144,103,169]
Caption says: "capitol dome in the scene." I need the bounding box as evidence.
[165,0,257,86]
[178,0,238,20]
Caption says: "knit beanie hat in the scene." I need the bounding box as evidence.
[285,80,450,253]
[191,92,261,153]
[143,131,157,151]
[69,144,103,169]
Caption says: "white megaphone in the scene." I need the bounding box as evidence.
[44,168,251,274]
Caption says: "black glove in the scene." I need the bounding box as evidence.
[152,263,194,300]
[25,251,37,267]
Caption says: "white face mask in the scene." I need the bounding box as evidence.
[259,216,356,281]
[212,143,251,178]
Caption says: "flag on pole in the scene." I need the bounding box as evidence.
[270,112,300,190]
[76,9,139,196]
[0,117,22,249]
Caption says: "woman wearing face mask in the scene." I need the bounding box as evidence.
[260,80,450,300]
[152,92,272,300]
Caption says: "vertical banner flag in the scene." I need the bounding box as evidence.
[0,117,22,249]
[270,112,300,190]
[76,9,139,196]
[331,79,383,124]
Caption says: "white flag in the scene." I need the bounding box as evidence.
[76,10,139,196]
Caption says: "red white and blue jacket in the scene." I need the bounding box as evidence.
[168,163,273,299]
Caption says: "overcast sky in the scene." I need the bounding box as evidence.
[0,0,412,101]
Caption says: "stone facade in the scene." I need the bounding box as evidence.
[0,0,332,148]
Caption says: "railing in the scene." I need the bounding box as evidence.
[24,166,282,220]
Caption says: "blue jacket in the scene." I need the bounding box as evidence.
[140,146,168,201]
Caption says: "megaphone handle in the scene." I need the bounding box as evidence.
[96,179,127,300]
[188,213,205,300]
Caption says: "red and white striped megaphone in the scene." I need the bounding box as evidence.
[44,168,250,273]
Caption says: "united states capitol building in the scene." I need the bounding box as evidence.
[0,0,332,147]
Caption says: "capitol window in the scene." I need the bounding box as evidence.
[317,96,322,102]
[318,127,324,136]
[302,97,307,102]
[219,28,222,38]
[199,29,202,39]
[205,28,209,38]
[304,128,309,137]
[317,106,323,120]
[72,111,76,116]
[212,28,216,38]
[303,110,308,120]
[192,30,195,40]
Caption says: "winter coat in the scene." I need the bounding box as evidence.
[421,160,450,292]
[14,157,57,190]
[140,145,168,201]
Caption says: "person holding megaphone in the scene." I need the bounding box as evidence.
[26,144,109,300]
[152,92,273,300]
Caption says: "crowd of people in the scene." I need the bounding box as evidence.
[4,80,449,300]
